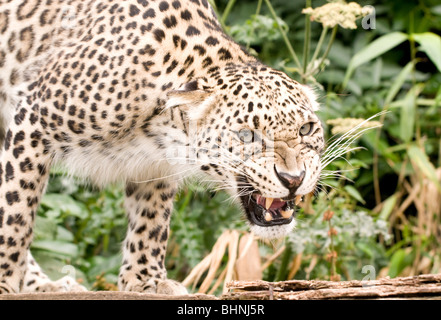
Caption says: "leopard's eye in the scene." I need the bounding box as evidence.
[237,128,255,143]
[299,122,314,136]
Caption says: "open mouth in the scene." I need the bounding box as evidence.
[238,177,303,227]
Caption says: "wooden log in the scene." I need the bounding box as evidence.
[0,291,218,300]
[223,274,441,300]
[1,274,440,300]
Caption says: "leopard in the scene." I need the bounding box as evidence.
[0,0,324,295]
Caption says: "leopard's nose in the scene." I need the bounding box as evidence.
[274,166,305,193]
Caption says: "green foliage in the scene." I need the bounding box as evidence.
[33,176,245,288]
[167,184,246,280]
[342,32,409,89]
[230,14,287,46]
[286,194,390,281]
[33,174,126,287]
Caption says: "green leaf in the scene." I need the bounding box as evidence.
[40,193,88,219]
[372,58,383,88]
[388,249,406,278]
[344,185,365,204]
[33,216,58,241]
[399,85,422,143]
[412,32,441,72]
[407,145,441,193]
[379,194,397,221]
[87,255,122,279]
[343,32,408,89]
[32,240,79,257]
[433,86,441,112]
[384,61,414,107]
[362,131,400,163]
[31,251,90,288]
[56,226,75,242]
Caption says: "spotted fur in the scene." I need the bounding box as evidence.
[0,0,324,294]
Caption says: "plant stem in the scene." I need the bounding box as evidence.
[328,219,337,278]
[409,11,421,145]
[263,0,302,71]
[246,0,263,51]
[302,0,312,82]
[438,138,441,168]
[317,25,338,72]
[275,242,292,282]
[308,26,328,73]
[372,115,385,205]
[178,188,193,212]
[221,0,237,26]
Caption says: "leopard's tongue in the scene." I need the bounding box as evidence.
[254,195,303,221]
[256,196,286,210]
[256,195,303,209]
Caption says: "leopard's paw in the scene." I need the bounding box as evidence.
[156,279,188,295]
[23,276,87,293]
[0,282,16,294]
[120,276,188,295]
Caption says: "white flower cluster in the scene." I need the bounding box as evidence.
[302,2,373,29]
[326,117,382,135]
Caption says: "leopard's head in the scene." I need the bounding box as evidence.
[166,64,324,239]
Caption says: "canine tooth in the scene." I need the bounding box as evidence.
[281,209,294,219]
[265,197,274,210]
[295,195,302,206]
[265,211,273,222]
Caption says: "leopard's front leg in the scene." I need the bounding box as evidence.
[118,181,187,295]
[0,112,52,293]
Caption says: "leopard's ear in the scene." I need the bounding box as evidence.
[165,79,215,120]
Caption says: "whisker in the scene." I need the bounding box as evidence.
[130,167,197,184]
[322,111,386,158]
[322,117,384,165]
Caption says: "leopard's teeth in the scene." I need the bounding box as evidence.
[265,197,274,210]
[280,209,294,219]
[264,211,273,222]
[295,195,303,206]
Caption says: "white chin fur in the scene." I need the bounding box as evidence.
[249,219,296,239]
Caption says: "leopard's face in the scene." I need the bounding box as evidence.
[166,65,324,239]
